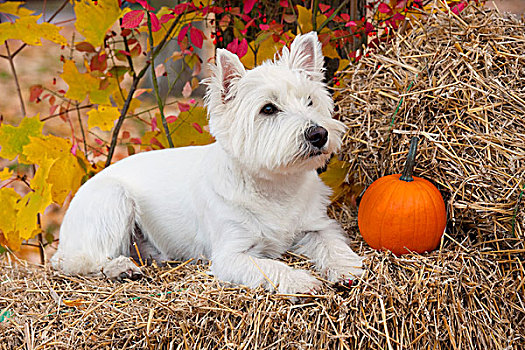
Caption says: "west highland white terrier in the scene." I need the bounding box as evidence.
[51,32,363,294]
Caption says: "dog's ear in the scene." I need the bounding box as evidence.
[215,49,246,102]
[282,32,324,81]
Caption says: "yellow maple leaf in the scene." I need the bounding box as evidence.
[320,157,364,205]
[22,135,87,205]
[0,116,44,162]
[61,60,116,104]
[0,187,20,248]
[15,158,54,241]
[142,107,213,149]
[87,105,120,131]
[0,2,66,46]
[74,0,129,47]
[0,1,33,16]
[241,36,284,69]
[0,168,12,181]
[113,90,141,114]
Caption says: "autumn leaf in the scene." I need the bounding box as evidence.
[87,105,120,131]
[121,10,145,29]
[22,135,87,205]
[241,35,284,69]
[15,157,54,241]
[0,2,66,46]
[74,0,129,47]
[0,116,44,162]
[0,168,12,181]
[320,157,363,206]
[113,90,142,113]
[61,60,117,104]
[0,187,21,248]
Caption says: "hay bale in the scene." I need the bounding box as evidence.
[337,2,525,261]
[0,251,523,349]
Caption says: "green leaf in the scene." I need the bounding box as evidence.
[0,116,44,162]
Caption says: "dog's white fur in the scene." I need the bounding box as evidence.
[51,32,363,293]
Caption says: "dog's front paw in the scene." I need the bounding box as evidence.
[323,256,364,284]
[103,256,143,281]
[277,269,322,294]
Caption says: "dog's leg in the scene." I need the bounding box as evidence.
[211,249,322,294]
[293,220,363,284]
[51,177,142,281]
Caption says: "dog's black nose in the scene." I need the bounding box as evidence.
[305,126,328,149]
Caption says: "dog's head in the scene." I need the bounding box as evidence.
[205,32,345,175]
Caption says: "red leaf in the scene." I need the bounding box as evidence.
[75,42,96,52]
[279,0,289,8]
[136,0,154,11]
[29,85,43,103]
[192,123,203,133]
[190,26,204,49]
[160,13,174,23]
[237,38,248,58]
[94,138,104,146]
[178,102,190,112]
[121,10,145,29]
[319,3,330,13]
[243,0,256,14]
[151,116,158,131]
[150,13,161,32]
[166,115,178,123]
[178,24,190,45]
[378,3,391,14]
[340,13,350,22]
[130,138,142,144]
[122,131,130,139]
[451,1,467,15]
[226,38,239,54]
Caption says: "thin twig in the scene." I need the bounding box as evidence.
[5,41,26,116]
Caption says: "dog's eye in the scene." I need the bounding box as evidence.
[260,103,278,115]
[307,98,313,107]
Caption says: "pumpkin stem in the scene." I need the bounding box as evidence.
[400,136,419,182]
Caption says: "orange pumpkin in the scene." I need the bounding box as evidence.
[358,137,446,255]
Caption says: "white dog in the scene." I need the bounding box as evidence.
[51,32,363,294]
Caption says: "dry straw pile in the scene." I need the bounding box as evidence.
[1,2,524,349]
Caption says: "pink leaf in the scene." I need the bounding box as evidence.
[151,116,158,131]
[259,24,270,30]
[451,1,467,15]
[178,24,189,44]
[192,123,203,133]
[182,81,192,98]
[121,10,145,29]
[154,63,165,77]
[189,98,196,104]
[345,20,357,27]
[150,13,161,32]
[243,0,256,14]
[94,138,104,146]
[226,38,239,54]
[136,0,154,11]
[237,38,248,58]
[378,3,391,14]
[190,26,204,49]
[130,138,142,144]
[178,102,190,112]
[160,13,174,23]
[71,143,78,156]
